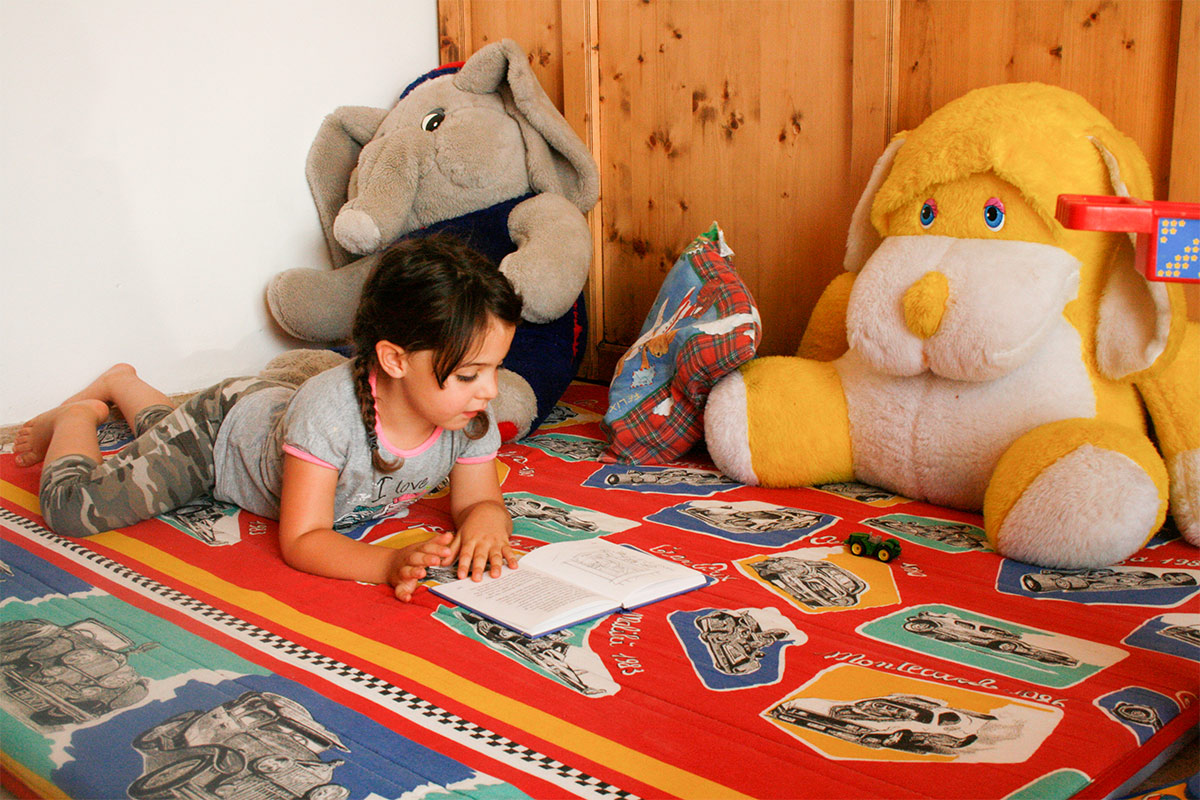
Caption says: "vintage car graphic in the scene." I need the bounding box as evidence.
[584,465,741,496]
[159,497,244,546]
[1021,568,1196,593]
[0,617,156,729]
[129,690,350,800]
[694,610,790,676]
[500,492,636,544]
[505,495,599,533]
[525,434,607,461]
[1123,613,1200,661]
[454,611,613,697]
[670,607,804,691]
[1111,701,1163,730]
[767,693,996,755]
[814,482,903,505]
[997,561,1200,607]
[750,556,867,608]
[1159,622,1200,648]
[97,418,135,452]
[766,663,1061,763]
[537,402,601,429]
[1096,686,1182,745]
[863,514,988,552]
[860,604,1125,689]
[902,612,1078,666]
[680,504,826,534]
[648,500,837,548]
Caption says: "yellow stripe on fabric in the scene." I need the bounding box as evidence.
[1,480,39,514]
[93,532,750,800]
[1,752,71,800]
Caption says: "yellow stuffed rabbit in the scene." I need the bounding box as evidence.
[705,83,1199,569]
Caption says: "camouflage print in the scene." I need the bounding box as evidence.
[38,377,289,537]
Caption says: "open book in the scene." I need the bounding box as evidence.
[430,538,709,638]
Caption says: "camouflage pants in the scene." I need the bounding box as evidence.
[39,376,287,537]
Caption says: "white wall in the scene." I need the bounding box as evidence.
[0,0,437,425]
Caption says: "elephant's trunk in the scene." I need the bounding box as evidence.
[334,135,420,255]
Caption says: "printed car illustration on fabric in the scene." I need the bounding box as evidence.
[750,557,867,607]
[694,610,790,675]
[1111,701,1164,730]
[766,693,995,754]
[129,690,350,800]
[902,612,1078,666]
[505,495,599,533]
[679,505,827,534]
[1158,622,1200,647]
[525,434,608,461]
[456,611,610,696]
[814,482,902,504]
[1021,568,1196,593]
[159,497,244,546]
[864,515,987,551]
[603,467,735,488]
[0,617,156,729]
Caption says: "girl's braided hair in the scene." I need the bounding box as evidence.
[350,235,522,472]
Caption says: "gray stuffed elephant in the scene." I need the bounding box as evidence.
[267,39,599,440]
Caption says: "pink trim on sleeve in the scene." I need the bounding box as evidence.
[456,451,498,464]
[282,443,337,470]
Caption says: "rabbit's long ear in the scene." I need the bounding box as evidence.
[455,39,598,214]
[844,136,905,272]
[305,106,389,268]
[1091,132,1186,381]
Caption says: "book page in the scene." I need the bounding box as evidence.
[521,539,706,607]
[433,567,615,636]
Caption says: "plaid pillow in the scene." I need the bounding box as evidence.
[602,224,760,463]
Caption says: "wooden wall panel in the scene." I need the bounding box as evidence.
[439,0,1196,381]
[594,0,858,366]
[896,0,1181,201]
[438,0,568,107]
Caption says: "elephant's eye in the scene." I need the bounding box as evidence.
[421,108,446,132]
[983,197,1006,231]
[919,199,937,229]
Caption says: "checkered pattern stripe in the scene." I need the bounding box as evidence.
[605,239,759,463]
[0,508,640,800]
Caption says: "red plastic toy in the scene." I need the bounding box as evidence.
[1056,193,1200,282]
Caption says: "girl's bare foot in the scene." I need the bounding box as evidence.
[12,363,173,468]
[14,400,110,467]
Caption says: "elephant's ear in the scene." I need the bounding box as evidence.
[305,105,390,268]
[1091,132,1186,381]
[844,136,906,272]
[454,39,599,214]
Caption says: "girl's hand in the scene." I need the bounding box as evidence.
[448,508,518,581]
[388,532,454,602]
[280,456,452,604]
[447,460,516,581]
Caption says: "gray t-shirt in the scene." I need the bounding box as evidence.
[212,362,500,532]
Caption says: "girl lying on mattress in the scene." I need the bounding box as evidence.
[14,235,521,601]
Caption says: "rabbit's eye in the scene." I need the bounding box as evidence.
[919,199,937,229]
[421,108,446,131]
[983,197,1006,231]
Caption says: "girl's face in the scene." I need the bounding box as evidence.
[398,317,516,431]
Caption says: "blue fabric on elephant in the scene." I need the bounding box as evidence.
[400,196,587,437]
